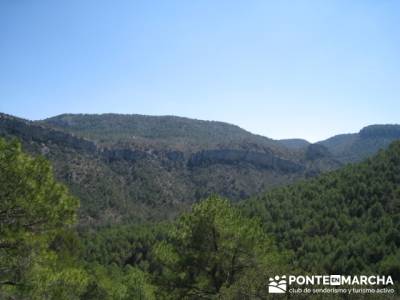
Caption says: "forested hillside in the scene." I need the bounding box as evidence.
[0,113,339,225]
[242,141,400,280]
[2,137,399,299]
[1,112,399,228]
[40,113,283,152]
[0,138,286,298]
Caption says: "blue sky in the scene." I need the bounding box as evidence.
[0,0,399,142]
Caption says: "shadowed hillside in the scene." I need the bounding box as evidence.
[319,124,400,163]
[1,112,398,226]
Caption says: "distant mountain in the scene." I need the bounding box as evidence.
[319,124,400,163]
[40,113,284,153]
[0,113,316,224]
[277,138,310,150]
[1,112,398,225]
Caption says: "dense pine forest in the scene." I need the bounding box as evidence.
[242,141,400,277]
[1,134,400,299]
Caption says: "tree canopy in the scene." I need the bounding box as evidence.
[153,196,286,299]
[0,138,85,299]
[1,136,399,299]
[242,141,400,279]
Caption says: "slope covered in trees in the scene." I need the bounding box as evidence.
[0,138,288,298]
[40,113,284,153]
[2,137,400,299]
[78,142,400,298]
[0,113,340,225]
[242,140,400,279]
[78,197,287,299]
[2,112,398,226]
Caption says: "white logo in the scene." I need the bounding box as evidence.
[330,275,341,285]
[268,275,287,293]
[267,274,394,294]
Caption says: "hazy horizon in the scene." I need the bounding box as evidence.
[1,1,399,142]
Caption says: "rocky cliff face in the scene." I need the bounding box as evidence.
[188,149,304,173]
[359,124,400,139]
[101,148,148,162]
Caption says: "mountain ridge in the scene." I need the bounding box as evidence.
[1,111,399,225]
[319,124,400,163]
[39,113,284,153]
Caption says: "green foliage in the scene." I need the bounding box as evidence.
[0,138,159,299]
[243,141,400,278]
[78,223,169,299]
[26,253,89,300]
[153,196,287,298]
[82,264,156,300]
[79,223,169,270]
[0,138,87,298]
